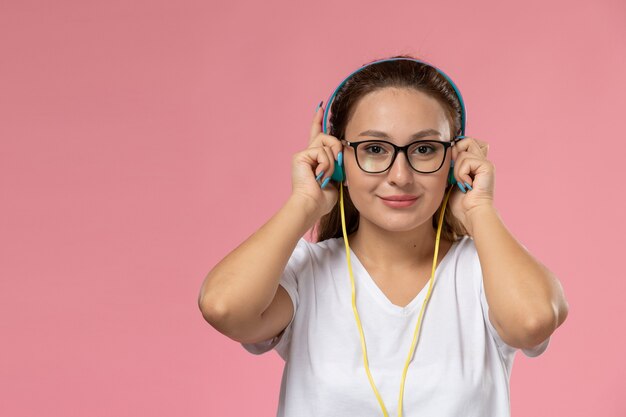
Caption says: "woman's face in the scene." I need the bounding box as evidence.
[343,87,452,233]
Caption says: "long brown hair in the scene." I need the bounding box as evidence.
[311,54,469,243]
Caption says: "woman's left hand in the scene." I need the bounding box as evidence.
[447,136,495,236]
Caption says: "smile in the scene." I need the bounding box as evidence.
[379,196,418,208]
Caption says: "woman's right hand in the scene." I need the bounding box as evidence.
[290,102,344,219]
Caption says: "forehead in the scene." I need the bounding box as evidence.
[345,87,450,141]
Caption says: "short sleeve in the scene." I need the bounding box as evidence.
[479,277,550,358]
[240,237,309,360]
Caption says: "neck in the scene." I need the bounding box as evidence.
[347,218,448,271]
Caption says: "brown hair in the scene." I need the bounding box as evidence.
[311,54,469,243]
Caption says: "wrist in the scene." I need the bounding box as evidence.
[465,204,498,235]
[286,194,322,227]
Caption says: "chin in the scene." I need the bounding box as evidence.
[356,196,433,231]
[374,215,429,233]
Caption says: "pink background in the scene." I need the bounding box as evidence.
[1,0,624,416]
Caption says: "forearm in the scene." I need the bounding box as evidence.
[198,195,318,324]
[467,205,569,347]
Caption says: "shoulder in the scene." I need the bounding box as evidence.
[288,236,342,266]
[452,235,477,259]
[293,236,339,252]
[299,237,342,260]
[448,235,482,281]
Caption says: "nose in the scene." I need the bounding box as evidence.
[386,150,414,186]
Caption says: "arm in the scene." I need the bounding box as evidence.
[201,102,342,344]
[466,205,569,350]
[198,195,318,342]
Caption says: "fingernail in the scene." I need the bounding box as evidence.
[338,152,343,167]
[457,182,466,193]
[464,182,473,191]
[321,177,331,189]
[315,171,324,181]
[315,100,323,113]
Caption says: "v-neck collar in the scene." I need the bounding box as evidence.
[334,236,462,316]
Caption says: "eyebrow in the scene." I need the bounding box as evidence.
[357,129,442,140]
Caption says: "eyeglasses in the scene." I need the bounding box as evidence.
[341,137,463,174]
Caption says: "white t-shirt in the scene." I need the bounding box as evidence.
[241,235,550,417]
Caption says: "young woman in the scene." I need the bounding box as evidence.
[198,55,569,417]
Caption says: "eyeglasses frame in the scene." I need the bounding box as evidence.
[340,135,466,174]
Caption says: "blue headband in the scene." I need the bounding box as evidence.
[321,57,466,138]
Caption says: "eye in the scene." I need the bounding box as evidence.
[414,145,435,154]
[363,142,391,155]
[409,141,442,156]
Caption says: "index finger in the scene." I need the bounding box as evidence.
[477,139,489,157]
[309,101,324,145]
[452,136,489,160]
[471,137,489,157]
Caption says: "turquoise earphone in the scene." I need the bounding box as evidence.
[322,57,467,187]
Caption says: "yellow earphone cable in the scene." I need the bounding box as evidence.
[338,182,455,417]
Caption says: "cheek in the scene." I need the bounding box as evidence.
[343,166,377,207]
[346,168,376,192]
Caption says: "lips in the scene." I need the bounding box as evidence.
[379,195,418,201]
[379,195,418,208]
